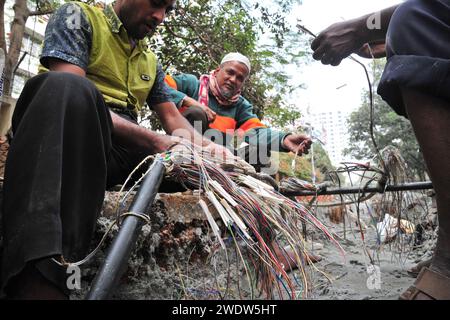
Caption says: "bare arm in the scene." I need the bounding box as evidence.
[153,101,234,157]
[311,5,399,66]
[109,111,180,153]
[153,102,216,146]
[48,59,86,76]
[49,59,232,157]
[48,59,179,153]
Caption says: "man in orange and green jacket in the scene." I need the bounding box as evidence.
[165,52,312,167]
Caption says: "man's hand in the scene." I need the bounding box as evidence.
[311,5,398,66]
[200,105,217,122]
[154,135,185,154]
[282,134,312,156]
[203,142,234,160]
[311,20,366,66]
[182,96,216,122]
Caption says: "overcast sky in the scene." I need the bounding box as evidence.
[287,0,403,115]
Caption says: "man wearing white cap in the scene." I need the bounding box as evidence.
[165,52,313,167]
[166,53,320,269]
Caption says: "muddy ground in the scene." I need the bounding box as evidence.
[0,188,435,300]
[0,138,436,300]
[67,192,435,300]
[306,222,436,300]
[0,187,435,300]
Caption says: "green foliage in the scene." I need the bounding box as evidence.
[263,103,302,128]
[276,151,311,180]
[276,142,335,182]
[29,0,93,13]
[308,143,334,179]
[344,60,427,179]
[30,0,60,11]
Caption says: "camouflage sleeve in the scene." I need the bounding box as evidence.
[147,64,173,106]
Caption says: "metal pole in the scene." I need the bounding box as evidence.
[86,159,166,300]
[309,125,316,185]
[282,181,433,197]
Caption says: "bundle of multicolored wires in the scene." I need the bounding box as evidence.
[159,141,344,299]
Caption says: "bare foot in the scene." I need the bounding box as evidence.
[272,242,322,272]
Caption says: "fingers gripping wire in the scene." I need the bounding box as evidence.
[297,23,387,174]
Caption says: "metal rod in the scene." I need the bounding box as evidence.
[86,159,166,300]
[282,181,433,197]
[13,51,28,75]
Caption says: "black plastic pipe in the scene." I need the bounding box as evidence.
[282,181,433,197]
[86,159,166,300]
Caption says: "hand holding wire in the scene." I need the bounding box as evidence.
[203,142,234,160]
[283,134,312,156]
[299,22,379,66]
[357,41,386,59]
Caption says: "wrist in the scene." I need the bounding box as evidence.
[281,133,292,150]
[357,9,391,42]
[180,96,190,108]
[149,133,171,152]
[351,16,371,46]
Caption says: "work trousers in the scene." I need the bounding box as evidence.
[0,72,151,296]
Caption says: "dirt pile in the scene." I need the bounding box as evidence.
[70,191,247,300]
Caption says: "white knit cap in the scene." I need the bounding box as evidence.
[220,52,251,73]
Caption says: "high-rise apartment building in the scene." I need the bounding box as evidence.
[307,110,351,166]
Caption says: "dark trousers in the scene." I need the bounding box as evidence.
[0,72,149,296]
[379,0,450,117]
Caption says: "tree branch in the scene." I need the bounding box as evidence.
[0,0,7,54]
[29,8,54,16]
[164,23,196,42]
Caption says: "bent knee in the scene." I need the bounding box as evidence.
[387,0,450,57]
[29,72,99,97]
[22,72,105,115]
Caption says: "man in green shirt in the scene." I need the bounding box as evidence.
[1,0,230,299]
